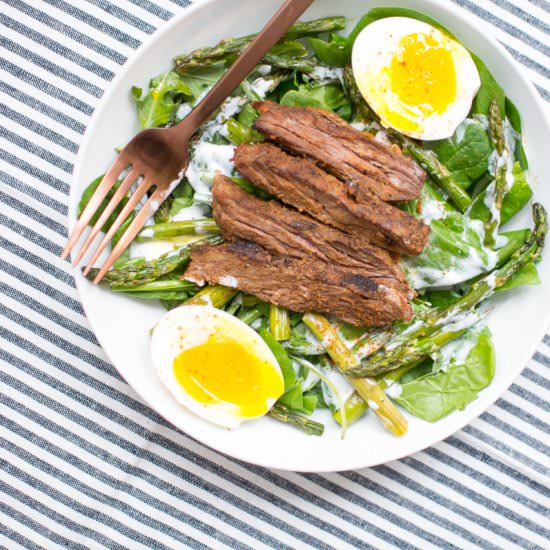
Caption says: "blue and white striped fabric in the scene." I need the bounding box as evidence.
[1,1,549,548]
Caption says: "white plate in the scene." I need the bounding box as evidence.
[69,0,550,472]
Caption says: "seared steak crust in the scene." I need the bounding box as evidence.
[212,174,413,297]
[184,240,413,326]
[253,101,425,202]
[234,143,429,256]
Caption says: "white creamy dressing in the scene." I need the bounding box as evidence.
[170,203,210,222]
[306,65,344,84]
[405,217,498,289]
[420,193,448,224]
[249,76,274,99]
[432,320,485,372]
[321,368,354,410]
[185,140,235,197]
[384,379,403,399]
[130,241,176,261]
[219,275,238,288]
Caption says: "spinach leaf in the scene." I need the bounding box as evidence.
[259,328,296,389]
[280,83,348,111]
[403,212,493,289]
[131,71,191,129]
[505,97,528,169]
[395,327,495,422]
[470,53,505,116]
[496,262,540,292]
[431,120,492,189]
[347,7,456,47]
[168,179,195,218]
[469,162,533,225]
[78,174,128,233]
[308,34,350,67]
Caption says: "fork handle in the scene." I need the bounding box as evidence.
[176,0,315,138]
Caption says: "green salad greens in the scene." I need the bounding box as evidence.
[79,7,546,438]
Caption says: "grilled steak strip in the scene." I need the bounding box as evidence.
[184,240,413,326]
[253,101,425,202]
[212,174,413,297]
[234,143,429,256]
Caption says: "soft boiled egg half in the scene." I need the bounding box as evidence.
[352,17,480,140]
[152,305,284,428]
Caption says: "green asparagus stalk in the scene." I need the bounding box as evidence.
[237,306,266,325]
[495,229,531,266]
[268,402,324,436]
[302,312,408,436]
[184,285,238,308]
[391,133,473,213]
[84,235,222,287]
[174,17,346,72]
[112,279,196,293]
[343,65,377,121]
[136,219,219,242]
[350,378,408,436]
[333,392,368,427]
[484,98,509,246]
[347,204,547,377]
[302,312,360,369]
[270,304,291,341]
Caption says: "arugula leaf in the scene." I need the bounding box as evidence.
[168,179,195,218]
[308,34,350,67]
[395,327,495,422]
[470,54,505,117]
[131,71,191,129]
[178,65,226,101]
[431,120,492,189]
[469,162,533,225]
[280,83,348,111]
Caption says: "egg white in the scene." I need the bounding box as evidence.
[352,17,481,140]
[151,305,283,428]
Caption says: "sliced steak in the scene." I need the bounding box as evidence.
[234,143,429,256]
[184,240,413,326]
[212,174,413,298]
[253,101,425,202]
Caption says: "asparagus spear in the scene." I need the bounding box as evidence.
[174,17,346,72]
[270,304,291,341]
[302,313,360,369]
[84,235,222,287]
[484,98,509,247]
[333,392,368,427]
[238,307,265,325]
[268,402,324,436]
[112,279,196,293]
[136,219,220,242]
[350,378,408,436]
[387,130,473,213]
[184,284,238,308]
[343,68,472,212]
[347,204,547,377]
[302,312,408,436]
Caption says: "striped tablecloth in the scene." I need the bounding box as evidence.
[1,1,549,548]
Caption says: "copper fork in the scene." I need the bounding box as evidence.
[62,0,314,283]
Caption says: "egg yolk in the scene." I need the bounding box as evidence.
[173,339,284,417]
[382,32,456,131]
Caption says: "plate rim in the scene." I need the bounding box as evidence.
[69,0,550,472]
